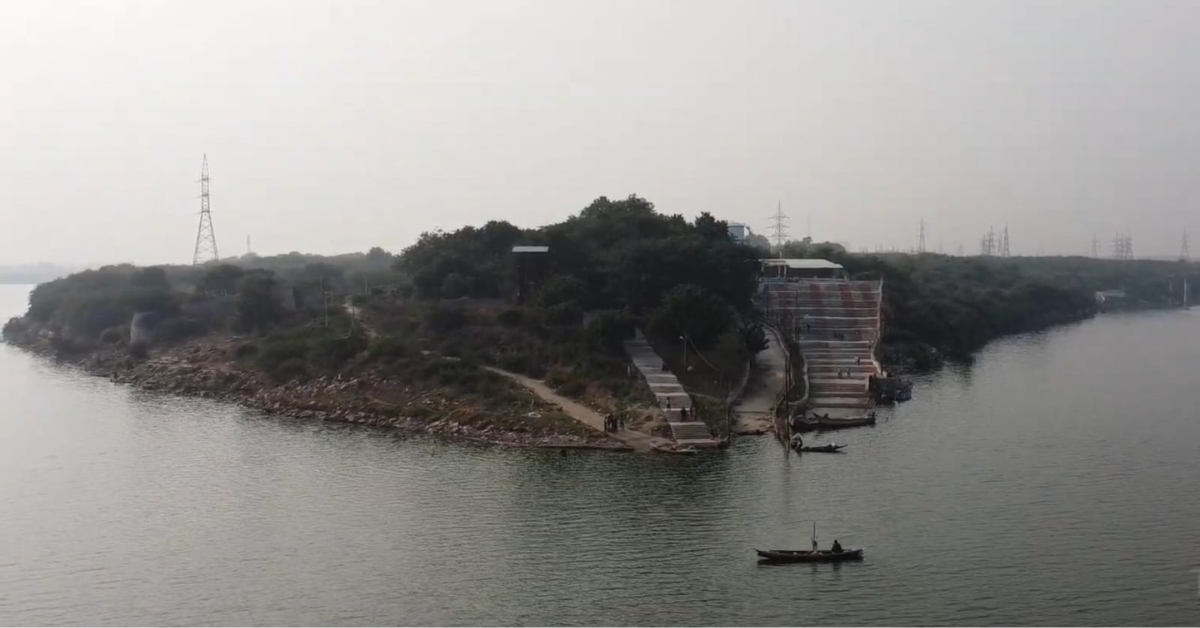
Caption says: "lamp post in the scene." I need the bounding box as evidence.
[680,333,688,369]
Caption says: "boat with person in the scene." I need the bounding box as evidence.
[755,548,864,563]
[756,523,863,563]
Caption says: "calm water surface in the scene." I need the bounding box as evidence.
[0,284,1197,626]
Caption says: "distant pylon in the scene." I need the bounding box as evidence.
[999,224,1010,257]
[1091,235,1100,258]
[1112,232,1133,260]
[247,234,252,256]
[981,226,996,256]
[1182,231,1190,261]
[192,154,219,265]
[917,218,927,253]
[768,201,788,255]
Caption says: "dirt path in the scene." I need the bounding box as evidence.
[732,325,787,434]
[484,367,654,453]
[343,298,378,339]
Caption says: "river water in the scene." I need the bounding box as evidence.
[0,284,1197,626]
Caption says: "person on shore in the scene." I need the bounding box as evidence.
[831,539,843,554]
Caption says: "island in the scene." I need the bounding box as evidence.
[4,195,1196,450]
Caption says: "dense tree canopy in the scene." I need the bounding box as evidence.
[394,196,760,323]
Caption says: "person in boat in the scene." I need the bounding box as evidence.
[831,539,843,553]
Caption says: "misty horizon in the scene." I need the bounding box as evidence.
[4,0,1199,265]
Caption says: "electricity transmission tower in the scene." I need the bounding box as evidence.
[917,218,927,253]
[768,201,788,255]
[999,224,1010,257]
[1111,233,1133,260]
[1182,231,1191,261]
[1091,235,1100,258]
[980,226,996,256]
[192,154,220,265]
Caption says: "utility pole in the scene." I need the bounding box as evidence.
[321,277,329,328]
[192,154,220,265]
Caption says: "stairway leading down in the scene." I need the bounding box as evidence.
[623,331,722,448]
[763,279,883,419]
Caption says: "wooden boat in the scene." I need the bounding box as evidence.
[755,548,864,563]
[797,444,846,453]
[651,443,699,455]
[790,417,819,433]
[815,415,876,429]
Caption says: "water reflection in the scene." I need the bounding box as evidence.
[0,283,1198,625]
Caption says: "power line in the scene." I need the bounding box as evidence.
[192,154,220,265]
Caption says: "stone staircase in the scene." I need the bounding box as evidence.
[623,331,721,448]
[763,278,883,419]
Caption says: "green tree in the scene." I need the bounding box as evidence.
[131,266,170,290]
[740,322,769,355]
[237,272,285,334]
[649,284,733,348]
[198,264,245,296]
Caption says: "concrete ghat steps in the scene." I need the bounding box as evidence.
[763,279,882,420]
[623,331,721,448]
[670,422,713,441]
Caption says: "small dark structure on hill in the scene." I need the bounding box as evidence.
[512,245,549,304]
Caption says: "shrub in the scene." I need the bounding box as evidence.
[155,317,208,345]
[3,317,28,341]
[272,358,309,382]
[440,272,472,299]
[308,333,368,371]
[541,301,582,327]
[367,336,407,362]
[585,309,634,350]
[423,303,468,334]
[234,342,259,360]
[128,341,149,360]
[99,326,125,345]
[496,307,525,328]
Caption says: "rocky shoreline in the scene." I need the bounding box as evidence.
[13,335,631,452]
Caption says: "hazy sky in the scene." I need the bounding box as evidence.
[3,0,1199,264]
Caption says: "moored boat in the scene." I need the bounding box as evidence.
[651,443,699,455]
[815,415,876,429]
[797,444,846,453]
[755,548,864,563]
